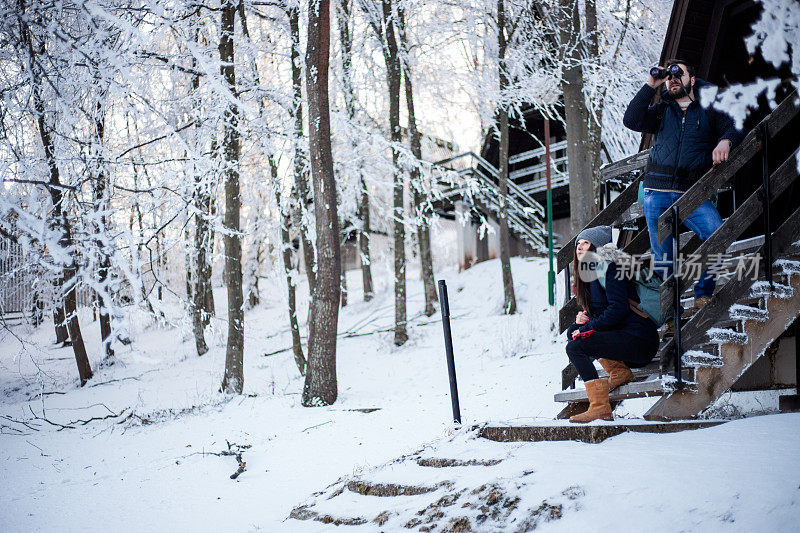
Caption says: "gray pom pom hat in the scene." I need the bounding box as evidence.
[575,225,612,248]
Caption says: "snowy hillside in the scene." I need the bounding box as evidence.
[1,257,798,532]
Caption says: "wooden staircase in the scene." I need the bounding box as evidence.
[432,151,548,252]
[554,91,800,421]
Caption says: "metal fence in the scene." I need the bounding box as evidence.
[1,238,95,322]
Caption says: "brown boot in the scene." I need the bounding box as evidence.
[694,296,712,310]
[598,359,634,391]
[569,379,613,423]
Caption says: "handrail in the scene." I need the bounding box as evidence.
[657,147,800,316]
[599,149,649,181]
[509,140,568,165]
[656,90,799,243]
[555,174,643,272]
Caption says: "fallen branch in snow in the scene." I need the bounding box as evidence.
[87,370,157,388]
[27,404,127,431]
[195,441,251,479]
[301,421,332,433]
[0,414,42,434]
[224,441,249,480]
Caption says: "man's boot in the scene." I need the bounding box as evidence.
[694,296,711,310]
[598,358,634,391]
[569,379,613,423]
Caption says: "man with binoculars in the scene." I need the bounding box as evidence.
[623,59,744,314]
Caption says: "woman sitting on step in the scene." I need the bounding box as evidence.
[566,225,660,423]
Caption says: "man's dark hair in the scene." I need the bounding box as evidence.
[666,59,696,77]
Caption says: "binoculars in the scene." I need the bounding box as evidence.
[650,64,684,79]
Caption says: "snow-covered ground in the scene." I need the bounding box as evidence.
[1,257,798,532]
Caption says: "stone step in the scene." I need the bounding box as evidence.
[347,481,440,497]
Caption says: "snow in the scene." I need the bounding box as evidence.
[2,257,799,531]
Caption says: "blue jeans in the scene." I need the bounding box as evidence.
[643,189,723,298]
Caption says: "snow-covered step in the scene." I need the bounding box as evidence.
[729,304,769,322]
[712,318,743,332]
[479,420,725,443]
[682,350,723,368]
[775,259,800,278]
[707,327,749,345]
[749,280,793,299]
[554,378,664,403]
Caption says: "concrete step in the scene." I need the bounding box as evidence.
[480,421,726,444]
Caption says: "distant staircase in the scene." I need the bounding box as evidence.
[554,90,800,420]
[432,151,548,252]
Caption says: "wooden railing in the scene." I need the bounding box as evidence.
[557,89,800,382]
[557,90,799,334]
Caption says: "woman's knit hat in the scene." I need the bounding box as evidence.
[575,225,612,248]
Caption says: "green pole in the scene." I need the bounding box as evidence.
[545,117,555,306]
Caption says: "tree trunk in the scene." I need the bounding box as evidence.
[219,0,244,394]
[53,306,69,344]
[340,222,348,308]
[398,7,437,317]
[358,176,374,301]
[190,28,210,356]
[584,0,603,203]
[91,97,114,360]
[289,6,317,295]
[558,0,596,234]
[381,0,407,345]
[337,0,374,301]
[22,10,92,385]
[271,159,306,376]
[497,0,517,315]
[302,0,340,407]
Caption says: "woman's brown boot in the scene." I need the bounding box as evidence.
[569,379,613,423]
[598,359,634,391]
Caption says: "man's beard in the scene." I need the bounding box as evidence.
[669,82,688,99]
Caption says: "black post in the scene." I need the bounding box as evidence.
[437,280,462,424]
[761,122,773,291]
[672,205,683,387]
[564,267,571,304]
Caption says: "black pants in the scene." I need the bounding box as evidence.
[566,330,660,382]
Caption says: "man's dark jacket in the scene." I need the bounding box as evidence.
[623,79,745,192]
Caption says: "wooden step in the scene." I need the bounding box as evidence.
[645,259,800,420]
[683,350,723,367]
[749,280,794,299]
[608,360,660,377]
[554,378,665,403]
[729,303,769,322]
[706,327,749,345]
